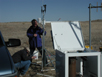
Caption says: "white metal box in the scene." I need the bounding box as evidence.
[51,21,85,52]
[51,21,101,77]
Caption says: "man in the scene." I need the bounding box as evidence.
[27,19,47,66]
[12,47,35,75]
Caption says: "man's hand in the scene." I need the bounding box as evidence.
[32,56,36,59]
[34,34,37,37]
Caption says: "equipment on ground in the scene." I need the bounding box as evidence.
[51,21,102,77]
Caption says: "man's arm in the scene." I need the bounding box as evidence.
[27,27,34,38]
[38,27,46,35]
[22,51,32,61]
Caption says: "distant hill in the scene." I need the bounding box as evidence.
[92,19,102,22]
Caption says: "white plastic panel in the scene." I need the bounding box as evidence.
[51,21,85,52]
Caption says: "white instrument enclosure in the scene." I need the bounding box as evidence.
[51,21,85,53]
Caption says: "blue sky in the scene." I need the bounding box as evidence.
[0,0,102,22]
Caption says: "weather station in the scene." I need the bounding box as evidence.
[35,4,55,77]
[50,3,102,77]
[36,2,102,77]
[41,4,55,69]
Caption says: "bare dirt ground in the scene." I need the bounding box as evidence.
[0,20,102,77]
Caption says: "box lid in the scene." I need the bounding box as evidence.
[51,21,85,53]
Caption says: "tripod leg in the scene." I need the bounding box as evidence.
[45,50,55,68]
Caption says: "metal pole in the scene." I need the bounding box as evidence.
[43,12,45,52]
[89,3,91,49]
[42,11,45,71]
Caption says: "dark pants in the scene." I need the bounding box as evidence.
[30,47,48,67]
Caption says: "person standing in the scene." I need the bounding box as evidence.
[27,19,47,67]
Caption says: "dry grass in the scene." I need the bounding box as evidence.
[0,20,102,77]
